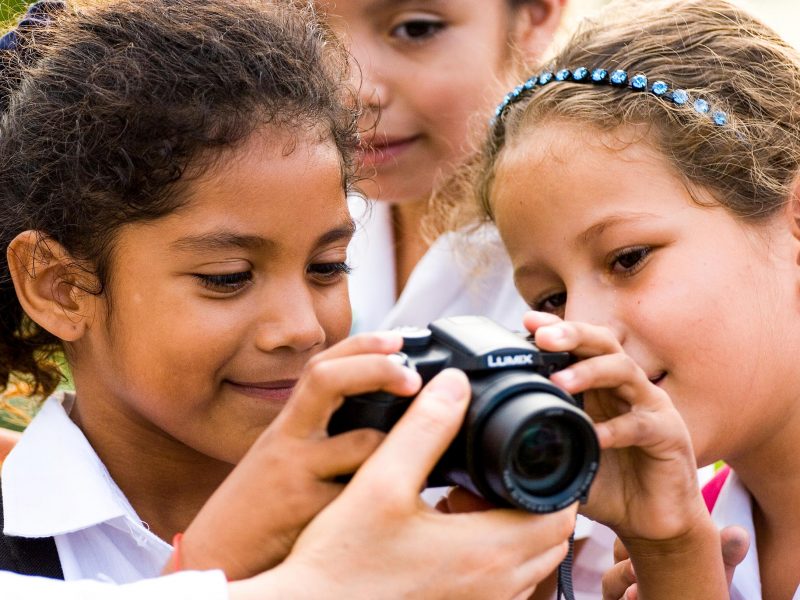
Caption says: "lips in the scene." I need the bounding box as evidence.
[648,372,666,386]
[224,379,297,402]
[358,134,419,167]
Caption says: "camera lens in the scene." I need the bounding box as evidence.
[511,418,579,496]
[478,387,598,513]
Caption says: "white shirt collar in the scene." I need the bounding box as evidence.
[2,393,142,538]
[347,195,397,334]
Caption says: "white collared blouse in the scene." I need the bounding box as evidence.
[711,469,800,600]
[3,394,176,583]
[347,196,530,335]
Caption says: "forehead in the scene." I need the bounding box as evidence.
[490,122,698,248]
[320,0,505,21]
[493,121,674,208]
[322,0,455,12]
[148,129,351,247]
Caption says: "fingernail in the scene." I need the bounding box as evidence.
[544,325,568,341]
[425,368,469,404]
[553,368,575,384]
[402,366,421,388]
[375,331,403,348]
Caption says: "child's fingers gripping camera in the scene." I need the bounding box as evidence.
[328,315,599,513]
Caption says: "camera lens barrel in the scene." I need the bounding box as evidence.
[464,373,599,513]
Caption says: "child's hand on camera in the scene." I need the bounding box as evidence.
[601,525,749,600]
[525,311,729,599]
[177,332,423,581]
[524,311,706,541]
[236,369,576,600]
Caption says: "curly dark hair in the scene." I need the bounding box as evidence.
[0,0,360,397]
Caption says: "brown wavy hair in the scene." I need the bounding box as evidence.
[0,0,359,397]
[433,0,800,235]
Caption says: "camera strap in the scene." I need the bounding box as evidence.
[556,531,576,600]
[558,389,582,600]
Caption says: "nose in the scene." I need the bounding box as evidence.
[348,40,390,115]
[357,68,389,112]
[562,286,626,346]
[253,280,326,354]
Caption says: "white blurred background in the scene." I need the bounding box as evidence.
[564,0,800,48]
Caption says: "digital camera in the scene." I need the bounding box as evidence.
[328,315,599,513]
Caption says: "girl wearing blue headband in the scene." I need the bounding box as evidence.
[438,0,800,597]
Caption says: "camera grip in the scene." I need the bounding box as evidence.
[328,392,415,436]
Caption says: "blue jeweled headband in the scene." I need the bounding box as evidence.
[493,67,728,128]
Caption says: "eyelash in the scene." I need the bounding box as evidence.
[609,245,652,276]
[390,19,446,42]
[194,271,253,293]
[193,261,350,294]
[531,291,566,315]
[308,261,352,282]
[531,246,654,313]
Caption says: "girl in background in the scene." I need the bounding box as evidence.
[326,0,566,333]
[321,3,615,597]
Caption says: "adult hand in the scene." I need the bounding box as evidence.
[177,332,423,580]
[235,369,577,600]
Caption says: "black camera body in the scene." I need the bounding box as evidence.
[328,316,599,513]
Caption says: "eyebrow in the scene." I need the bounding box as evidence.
[317,219,357,246]
[364,0,446,16]
[579,212,659,244]
[170,219,356,253]
[514,212,662,282]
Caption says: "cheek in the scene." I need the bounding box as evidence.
[419,60,498,140]
[629,269,763,460]
[632,268,743,381]
[426,84,488,143]
[317,284,352,346]
[108,286,239,391]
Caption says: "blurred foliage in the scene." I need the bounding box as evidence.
[0,356,72,431]
[0,386,40,431]
[1,0,28,25]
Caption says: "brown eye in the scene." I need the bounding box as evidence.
[308,261,351,284]
[391,19,445,41]
[534,291,567,314]
[611,246,652,274]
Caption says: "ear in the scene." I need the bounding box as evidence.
[787,176,800,242]
[509,0,567,63]
[7,231,98,342]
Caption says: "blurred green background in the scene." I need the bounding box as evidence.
[1,0,28,24]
